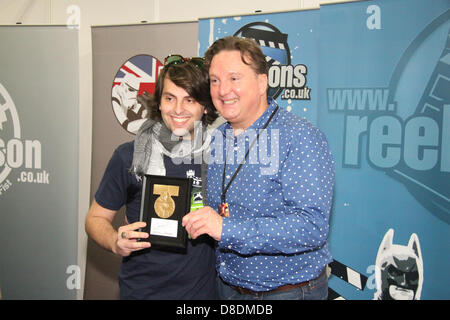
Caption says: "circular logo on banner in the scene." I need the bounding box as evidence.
[234,22,291,99]
[111,54,163,134]
[0,83,21,185]
[385,10,450,224]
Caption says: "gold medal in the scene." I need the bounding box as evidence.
[153,184,179,218]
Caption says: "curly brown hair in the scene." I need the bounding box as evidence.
[137,61,218,125]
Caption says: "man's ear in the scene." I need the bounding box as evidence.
[258,73,268,95]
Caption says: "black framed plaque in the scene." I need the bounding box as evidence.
[139,174,192,252]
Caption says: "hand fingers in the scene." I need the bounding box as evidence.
[183,213,204,236]
[182,206,212,226]
[119,222,148,239]
[121,230,149,240]
[184,212,216,240]
[185,220,204,239]
[125,239,151,251]
[116,233,151,257]
[189,225,207,240]
[116,222,151,256]
[183,213,201,229]
[184,207,223,241]
[125,221,147,231]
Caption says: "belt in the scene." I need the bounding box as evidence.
[229,268,326,297]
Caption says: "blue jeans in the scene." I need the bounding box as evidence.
[217,270,328,300]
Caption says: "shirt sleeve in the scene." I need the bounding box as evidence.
[95,144,133,211]
[218,125,335,255]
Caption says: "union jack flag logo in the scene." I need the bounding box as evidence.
[113,54,163,95]
[111,54,163,134]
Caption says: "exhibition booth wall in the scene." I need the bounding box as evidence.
[0,0,448,299]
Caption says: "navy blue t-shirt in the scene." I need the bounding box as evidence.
[95,141,217,299]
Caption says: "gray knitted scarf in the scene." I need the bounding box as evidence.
[131,118,211,178]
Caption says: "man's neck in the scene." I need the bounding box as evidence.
[230,100,269,136]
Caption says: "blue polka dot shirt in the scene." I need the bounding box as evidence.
[207,98,334,291]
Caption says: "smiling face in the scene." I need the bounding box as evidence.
[159,77,206,139]
[209,50,268,132]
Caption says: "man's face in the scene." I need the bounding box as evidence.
[209,50,268,132]
[159,77,206,139]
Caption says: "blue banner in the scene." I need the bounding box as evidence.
[319,0,449,300]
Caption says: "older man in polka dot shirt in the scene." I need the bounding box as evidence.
[183,36,334,300]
